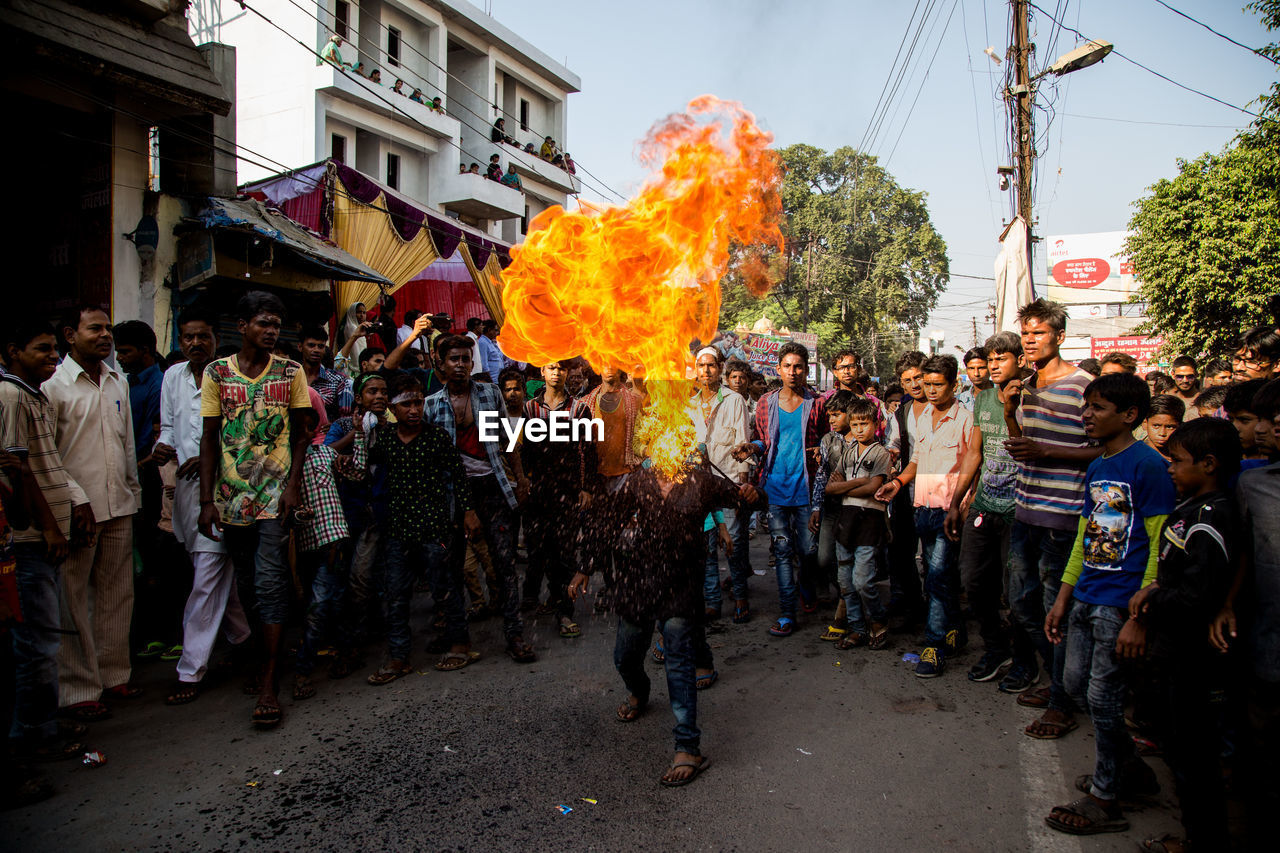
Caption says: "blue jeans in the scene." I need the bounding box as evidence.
[384,538,463,661]
[725,508,752,602]
[296,548,350,676]
[836,543,886,634]
[1064,603,1140,801]
[224,518,291,625]
[9,543,62,743]
[703,527,722,614]
[1009,520,1077,713]
[915,507,960,647]
[767,504,817,619]
[613,616,704,755]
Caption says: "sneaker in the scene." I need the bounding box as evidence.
[914,647,945,678]
[967,651,1013,683]
[998,662,1040,694]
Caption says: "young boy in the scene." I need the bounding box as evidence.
[1143,395,1185,461]
[366,373,481,682]
[810,390,857,641]
[876,355,973,677]
[1043,373,1176,836]
[828,397,891,650]
[1252,379,1280,462]
[1225,379,1268,462]
[946,331,1026,688]
[1192,386,1228,420]
[1129,418,1241,851]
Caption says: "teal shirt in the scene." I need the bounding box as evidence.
[972,387,1017,518]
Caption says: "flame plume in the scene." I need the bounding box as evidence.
[498,96,784,479]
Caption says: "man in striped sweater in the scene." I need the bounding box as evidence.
[1003,298,1102,740]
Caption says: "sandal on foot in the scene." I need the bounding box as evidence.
[1017,685,1050,708]
[137,641,166,658]
[651,639,665,663]
[367,661,413,685]
[1140,834,1188,853]
[1044,796,1129,835]
[61,701,111,723]
[1025,715,1079,740]
[434,651,481,672]
[660,755,711,787]
[868,622,889,650]
[159,645,183,662]
[292,675,316,701]
[104,684,143,700]
[251,698,283,729]
[506,638,537,663]
[616,698,646,722]
[558,619,581,639]
[732,603,751,624]
[820,625,848,642]
[165,682,201,706]
[836,631,867,650]
[768,617,795,637]
[695,670,718,690]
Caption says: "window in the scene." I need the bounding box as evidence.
[387,26,400,67]
[386,152,400,189]
[331,133,346,164]
[147,126,160,191]
[334,1,349,39]
[521,204,529,236]
[519,99,530,131]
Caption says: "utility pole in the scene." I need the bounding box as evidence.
[803,238,813,332]
[1010,0,1035,286]
[970,316,980,348]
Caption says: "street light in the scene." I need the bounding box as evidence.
[1041,39,1113,78]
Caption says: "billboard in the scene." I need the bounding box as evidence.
[1090,335,1164,363]
[1045,231,1138,305]
[742,331,819,380]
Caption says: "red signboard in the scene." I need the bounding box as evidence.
[1052,257,1111,289]
[1090,335,1163,362]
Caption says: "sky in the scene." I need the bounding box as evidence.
[482,0,1276,353]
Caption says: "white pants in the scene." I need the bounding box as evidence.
[176,551,251,683]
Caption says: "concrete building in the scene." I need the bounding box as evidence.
[188,0,582,245]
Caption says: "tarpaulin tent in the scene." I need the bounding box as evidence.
[240,160,512,323]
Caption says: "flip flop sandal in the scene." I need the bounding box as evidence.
[1017,685,1051,708]
[62,701,111,723]
[367,662,414,685]
[291,676,316,701]
[57,720,88,738]
[165,682,201,706]
[251,700,283,729]
[820,625,848,641]
[836,632,867,650]
[1044,796,1129,835]
[695,670,718,690]
[506,640,537,663]
[137,641,166,658]
[1025,716,1079,740]
[616,699,646,722]
[660,755,711,787]
[434,651,481,671]
[651,639,665,662]
[732,604,751,624]
[559,620,581,639]
[868,624,890,650]
[159,645,183,661]
[1140,834,1188,853]
[768,618,795,637]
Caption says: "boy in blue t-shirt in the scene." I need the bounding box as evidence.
[1043,373,1176,836]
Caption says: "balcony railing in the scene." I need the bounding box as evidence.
[437,172,525,221]
[315,64,457,139]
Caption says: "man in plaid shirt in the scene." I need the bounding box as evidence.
[424,334,535,664]
[300,327,354,423]
[733,342,828,637]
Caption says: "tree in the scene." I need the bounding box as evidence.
[719,145,949,376]
[1123,2,1279,357]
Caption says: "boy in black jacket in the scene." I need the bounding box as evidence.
[1129,417,1241,852]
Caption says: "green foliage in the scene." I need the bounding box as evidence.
[1123,3,1279,357]
[719,144,949,376]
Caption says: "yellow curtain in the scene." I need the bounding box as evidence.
[461,244,507,326]
[330,181,439,316]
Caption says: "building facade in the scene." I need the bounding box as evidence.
[188,0,581,245]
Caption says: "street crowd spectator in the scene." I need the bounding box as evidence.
[2,288,1278,846]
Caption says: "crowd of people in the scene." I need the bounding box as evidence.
[321,35,445,114]
[491,119,576,174]
[2,290,1277,846]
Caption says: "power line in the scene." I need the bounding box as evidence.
[1063,112,1245,128]
[885,0,962,165]
[868,0,943,155]
[1150,0,1279,65]
[1026,1,1267,119]
[858,0,925,155]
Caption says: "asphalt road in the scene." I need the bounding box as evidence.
[5,535,1183,852]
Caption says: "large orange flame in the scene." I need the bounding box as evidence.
[498,95,783,479]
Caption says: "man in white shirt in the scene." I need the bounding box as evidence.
[152,306,250,705]
[465,317,485,377]
[44,305,142,716]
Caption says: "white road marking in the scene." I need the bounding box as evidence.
[1019,730,1085,852]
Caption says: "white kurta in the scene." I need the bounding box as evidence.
[157,362,225,554]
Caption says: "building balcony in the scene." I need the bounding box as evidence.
[314,64,458,139]
[437,173,524,221]
[510,154,582,196]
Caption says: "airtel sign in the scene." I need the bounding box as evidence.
[1052,257,1110,289]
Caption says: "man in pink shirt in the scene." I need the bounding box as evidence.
[876,355,972,677]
